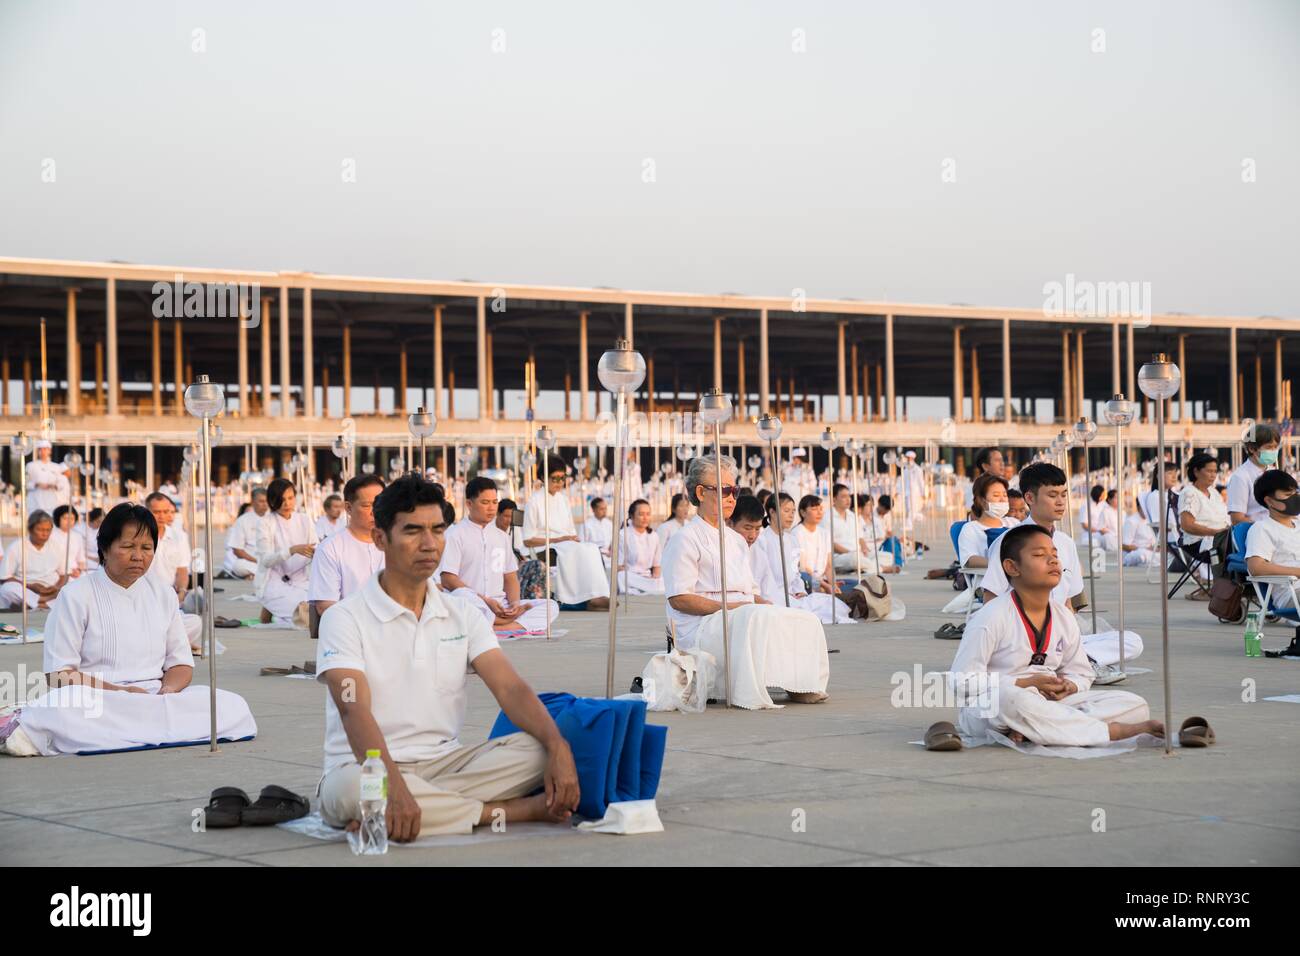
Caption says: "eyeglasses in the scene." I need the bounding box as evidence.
[548,474,566,483]
[699,484,739,498]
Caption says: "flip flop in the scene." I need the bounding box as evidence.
[0,624,19,637]
[241,785,310,826]
[205,787,251,828]
[934,623,964,640]
[259,666,291,676]
[1178,716,1216,748]
[302,660,316,675]
[214,616,242,628]
[925,721,963,751]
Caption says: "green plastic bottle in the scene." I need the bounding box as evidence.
[1244,610,1263,658]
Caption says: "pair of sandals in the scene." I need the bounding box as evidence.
[260,660,317,676]
[923,715,1219,751]
[205,785,310,827]
[934,623,964,640]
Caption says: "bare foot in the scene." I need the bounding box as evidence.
[1007,730,1028,744]
[586,597,610,611]
[786,691,829,704]
[1108,719,1165,741]
[479,793,572,828]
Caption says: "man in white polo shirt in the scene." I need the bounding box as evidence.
[439,476,558,632]
[316,473,579,840]
[308,474,386,639]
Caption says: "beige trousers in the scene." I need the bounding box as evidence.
[318,732,547,837]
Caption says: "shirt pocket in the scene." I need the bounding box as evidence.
[434,634,470,692]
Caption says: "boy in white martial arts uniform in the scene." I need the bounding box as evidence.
[222,488,269,579]
[1245,471,1300,656]
[947,524,1162,748]
[0,503,256,757]
[979,463,1136,679]
[615,499,665,594]
[308,475,387,639]
[440,476,558,631]
[316,474,579,839]
[145,492,203,649]
[0,510,67,610]
[315,494,348,539]
[522,461,610,611]
[662,455,830,709]
[580,497,613,557]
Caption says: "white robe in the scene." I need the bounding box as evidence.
[794,523,833,585]
[308,527,385,604]
[662,516,829,708]
[655,518,688,551]
[222,509,267,577]
[522,489,609,604]
[255,511,318,621]
[440,518,556,631]
[950,592,1148,747]
[25,459,69,516]
[0,537,64,609]
[5,569,256,756]
[315,513,347,540]
[1122,512,1157,566]
[616,526,665,594]
[751,529,853,625]
[581,516,613,554]
[47,528,87,577]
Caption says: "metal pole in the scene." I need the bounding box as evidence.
[201,420,218,752]
[851,450,863,583]
[605,392,625,697]
[1155,395,1173,755]
[541,446,552,643]
[827,463,837,624]
[1082,434,1098,636]
[1115,421,1126,674]
[712,421,733,708]
[768,437,791,607]
[19,452,29,642]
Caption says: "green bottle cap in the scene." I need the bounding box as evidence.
[365,749,381,759]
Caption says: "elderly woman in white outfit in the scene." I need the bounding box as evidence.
[255,477,318,625]
[0,510,68,610]
[661,454,830,709]
[616,499,665,594]
[0,503,256,757]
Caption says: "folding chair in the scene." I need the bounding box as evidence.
[1221,522,1257,622]
[1167,533,1223,600]
[1246,575,1300,639]
[958,526,1006,626]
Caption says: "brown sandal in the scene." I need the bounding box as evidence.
[1178,716,1216,747]
[925,721,963,751]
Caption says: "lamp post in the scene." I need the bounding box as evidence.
[184,374,225,753]
[1074,417,1100,638]
[756,413,790,607]
[60,451,83,576]
[1138,354,1182,756]
[820,428,840,623]
[407,406,437,474]
[10,432,35,642]
[1104,395,1137,678]
[535,426,556,642]
[700,387,734,707]
[597,339,646,697]
[331,435,354,485]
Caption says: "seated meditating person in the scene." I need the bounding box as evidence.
[1245,471,1300,657]
[1143,461,1182,548]
[316,474,580,839]
[308,475,386,639]
[793,494,836,595]
[222,487,269,579]
[0,510,67,610]
[963,447,1006,509]
[439,476,557,631]
[757,493,854,623]
[958,473,1014,570]
[255,477,318,626]
[495,497,542,600]
[1078,485,1116,552]
[0,503,257,757]
[948,524,1162,748]
[580,497,613,558]
[980,463,1136,677]
[1121,492,1158,566]
[1227,424,1281,525]
[615,499,664,594]
[874,495,905,566]
[145,492,202,650]
[661,454,830,708]
[855,494,898,573]
[655,493,691,549]
[1006,488,1028,522]
[78,508,105,570]
[522,460,610,611]
[829,483,871,574]
[315,494,347,539]
[48,505,87,579]
[1178,453,1231,583]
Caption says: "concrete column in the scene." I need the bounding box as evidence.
[321,363,330,417]
[736,337,747,420]
[646,354,655,416]
[302,288,314,418]
[237,298,250,416]
[476,296,488,419]
[578,310,590,421]
[850,341,859,423]
[23,353,32,415]
[260,295,272,416]
[971,347,982,422]
[433,304,444,419]
[1061,331,1072,423]
[1002,316,1012,424]
[1178,334,1188,422]
[1126,322,1135,408]
[1229,327,1239,423]
[759,308,770,414]
[0,349,7,416]
[399,341,409,415]
[837,321,847,423]
[486,332,495,416]
[875,362,882,423]
[150,318,162,415]
[447,364,456,418]
[106,277,119,416]
[94,340,103,411]
[1255,351,1264,420]
[1076,331,1085,421]
[885,313,895,422]
[173,319,184,415]
[951,325,963,422]
[65,289,79,416]
[1111,320,1121,396]
[146,439,154,493]
[714,316,724,391]
[565,363,573,419]
[624,302,633,346]
[342,322,352,417]
[279,286,291,418]
[1277,337,1285,421]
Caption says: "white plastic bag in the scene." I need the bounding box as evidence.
[640,647,717,713]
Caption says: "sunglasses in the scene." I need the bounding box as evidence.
[548,474,566,482]
[699,484,739,498]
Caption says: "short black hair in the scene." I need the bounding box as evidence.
[832,483,849,497]
[1019,462,1067,497]
[441,499,456,526]
[729,494,766,525]
[97,502,158,564]
[1151,460,1179,491]
[52,504,79,525]
[540,458,568,479]
[1007,488,1025,501]
[878,494,893,511]
[756,488,773,507]
[1186,452,1217,483]
[1255,469,1298,507]
[88,507,104,523]
[627,498,650,520]
[797,494,821,516]
[670,493,688,513]
[266,477,295,511]
[498,497,517,513]
[973,447,1000,475]
[590,497,605,510]
[465,476,498,500]
[323,494,342,509]
[1245,423,1280,454]
[855,493,871,508]
[343,473,385,502]
[1000,523,1053,567]
[1090,484,1105,503]
[971,473,1009,518]
[372,473,448,533]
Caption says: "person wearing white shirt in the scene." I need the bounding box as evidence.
[1142,462,1181,546]
[756,493,854,623]
[946,524,1162,749]
[1177,453,1231,564]
[255,478,318,625]
[0,503,256,757]
[49,505,87,578]
[25,441,70,516]
[78,509,105,570]
[793,494,835,594]
[1227,425,1281,525]
[1121,502,1158,566]
[1078,485,1116,551]
[655,493,691,550]
[661,455,830,708]
[962,448,1005,510]
[615,499,665,594]
[522,461,610,609]
[145,492,204,649]
[0,510,67,610]
[439,476,557,632]
[958,474,1015,569]
[222,488,270,579]
[309,475,387,637]
[314,494,348,540]
[315,473,579,840]
[1244,471,1300,631]
[580,498,614,556]
[829,483,872,574]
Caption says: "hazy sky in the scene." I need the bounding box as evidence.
[2,0,1297,318]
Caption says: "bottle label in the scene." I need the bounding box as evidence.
[360,775,387,801]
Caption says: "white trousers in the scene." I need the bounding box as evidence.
[262,574,309,620]
[182,613,202,649]
[0,580,38,610]
[222,553,258,577]
[453,588,559,631]
[618,570,665,595]
[549,540,609,604]
[692,603,830,709]
[794,590,857,625]
[1123,548,1155,567]
[1081,629,1144,666]
[959,685,1149,747]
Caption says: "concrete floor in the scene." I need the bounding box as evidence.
[2,542,1298,867]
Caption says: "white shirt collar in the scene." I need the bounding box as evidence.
[361,573,450,625]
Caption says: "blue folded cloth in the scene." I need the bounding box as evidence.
[489,693,667,820]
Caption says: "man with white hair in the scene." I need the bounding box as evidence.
[26,441,70,516]
[661,453,830,709]
[0,510,67,610]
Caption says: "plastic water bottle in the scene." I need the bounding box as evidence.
[354,749,388,855]
[1243,611,1263,658]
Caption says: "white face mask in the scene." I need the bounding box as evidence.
[985,500,1010,519]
